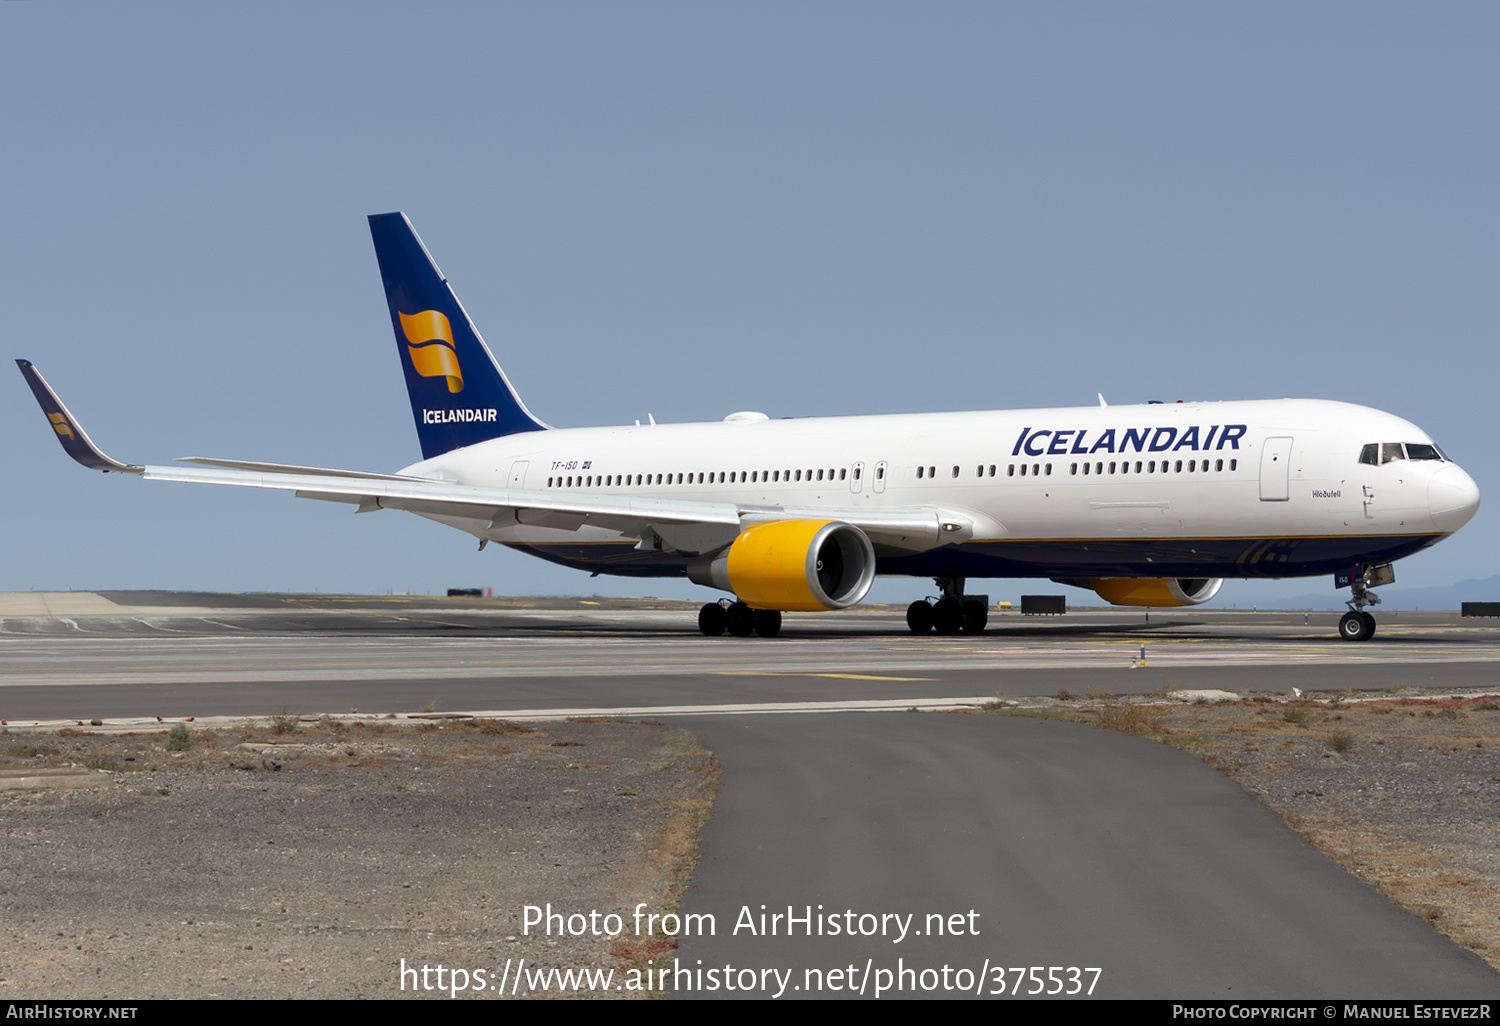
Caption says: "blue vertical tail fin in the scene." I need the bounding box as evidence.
[368,212,547,459]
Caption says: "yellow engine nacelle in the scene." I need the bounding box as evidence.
[687,519,876,611]
[1088,577,1223,607]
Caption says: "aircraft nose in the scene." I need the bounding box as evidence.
[1428,464,1480,533]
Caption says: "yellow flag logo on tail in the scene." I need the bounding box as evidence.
[399,309,463,393]
[47,412,76,441]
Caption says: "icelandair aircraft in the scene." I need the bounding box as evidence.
[18,213,1481,641]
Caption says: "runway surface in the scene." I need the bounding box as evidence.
[1,592,1498,723]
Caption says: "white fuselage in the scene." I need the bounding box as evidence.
[395,397,1479,586]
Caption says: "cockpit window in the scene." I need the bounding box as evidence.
[1362,441,1447,465]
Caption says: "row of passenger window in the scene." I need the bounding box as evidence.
[915,459,1238,479]
[547,457,1238,490]
[1066,457,1236,476]
[547,467,852,489]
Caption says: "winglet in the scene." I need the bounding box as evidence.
[15,360,143,474]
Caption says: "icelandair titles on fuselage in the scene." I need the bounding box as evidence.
[1012,424,1248,457]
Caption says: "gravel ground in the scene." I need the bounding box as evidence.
[0,717,717,999]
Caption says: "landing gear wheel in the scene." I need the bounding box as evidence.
[753,609,782,638]
[906,600,935,634]
[932,598,963,636]
[698,602,727,636]
[1339,611,1373,642]
[960,600,989,635]
[726,602,756,638]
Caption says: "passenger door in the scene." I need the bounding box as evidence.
[1258,437,1292,501]
[849,461,865,495]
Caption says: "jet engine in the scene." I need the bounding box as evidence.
[1087,577,1223,607]
[687,519,876,611]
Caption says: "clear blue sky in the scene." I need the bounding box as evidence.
[4,3,1497,605]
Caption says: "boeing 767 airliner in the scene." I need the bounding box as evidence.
[18,213,1481,641]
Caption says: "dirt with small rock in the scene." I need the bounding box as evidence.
[0,717,717,999]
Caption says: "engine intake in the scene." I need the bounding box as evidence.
[688,520,876,611]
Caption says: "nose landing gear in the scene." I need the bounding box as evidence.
[1338,610,1376,642]
[1338,563,1393,642]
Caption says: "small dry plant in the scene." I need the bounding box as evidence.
[1093,703,1155,734]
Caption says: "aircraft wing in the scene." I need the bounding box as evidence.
[150,461,745,532]
[18,360,983,554]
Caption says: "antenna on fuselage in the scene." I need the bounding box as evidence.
[1098,393,1108,407]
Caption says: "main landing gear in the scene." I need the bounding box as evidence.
[699,600,781,638]
[907,577,989,635]
[1338,563,1393,642]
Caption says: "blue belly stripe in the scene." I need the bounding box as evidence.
[506,534,1445,581]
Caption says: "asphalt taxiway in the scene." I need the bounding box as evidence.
[676,712,1499,998]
